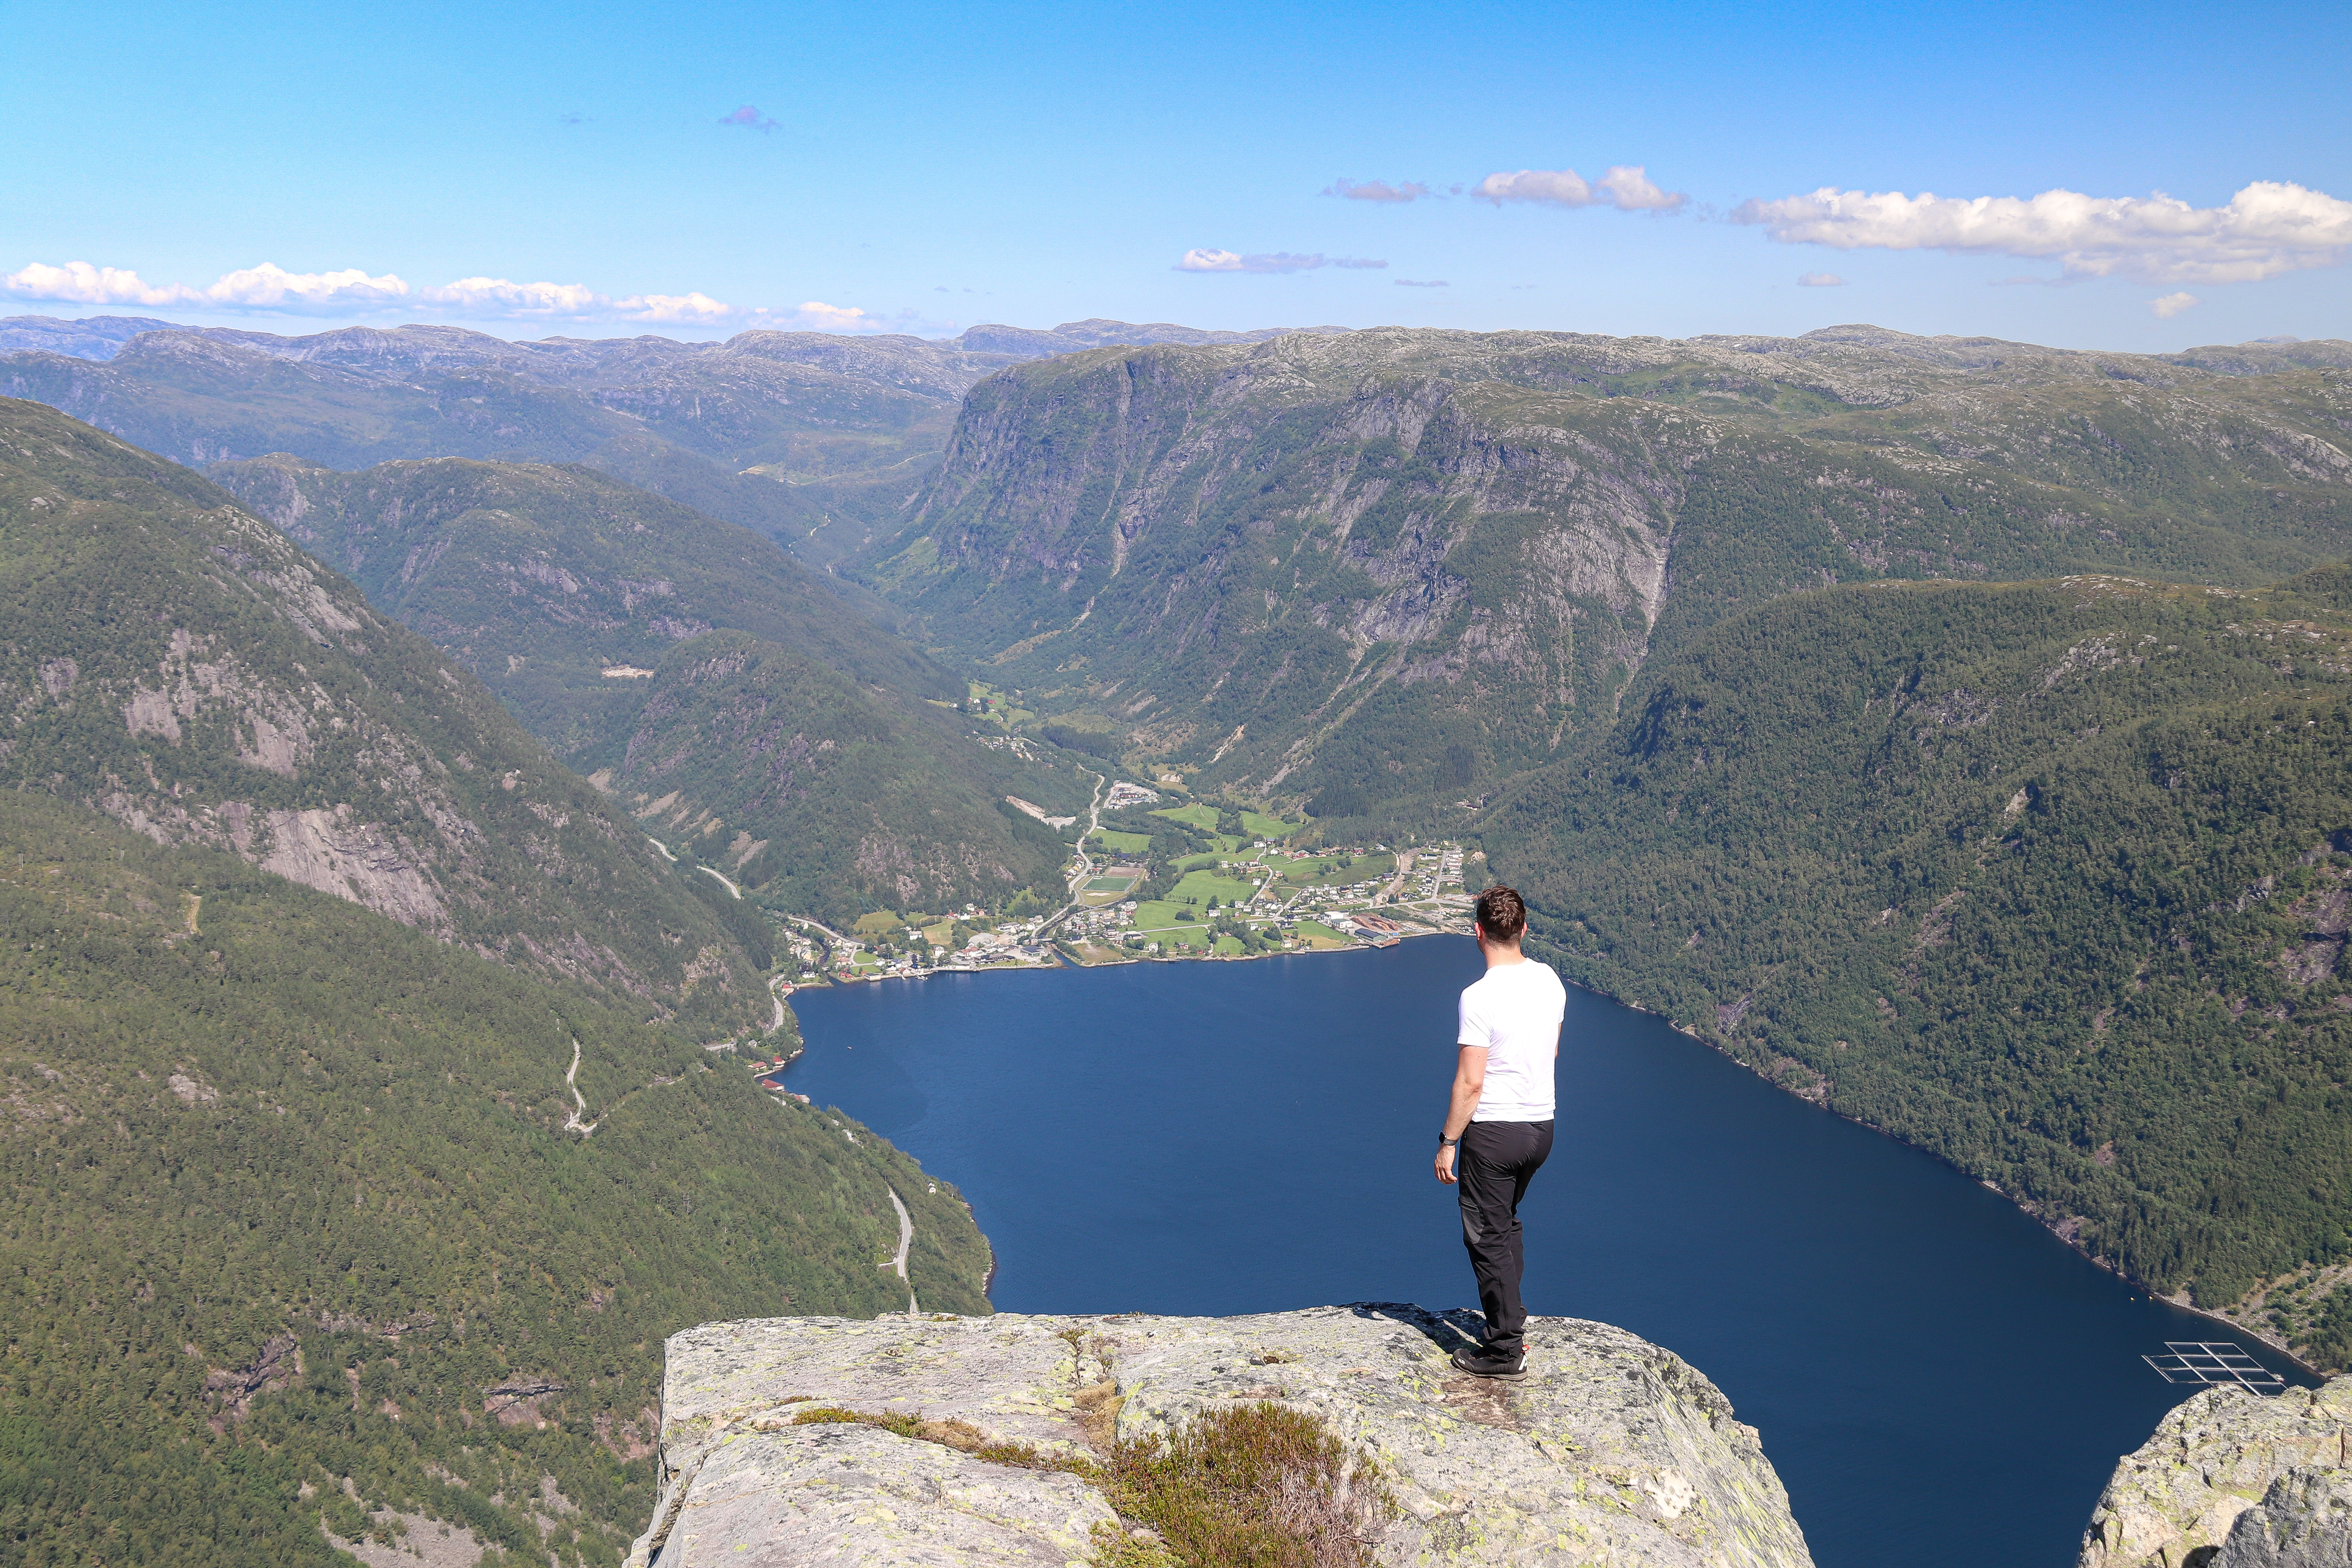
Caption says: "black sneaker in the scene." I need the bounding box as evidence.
[1450,1344,1528,1381]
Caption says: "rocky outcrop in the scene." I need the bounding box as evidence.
[2214,1464,2352,1566]
[626,1304,1812,1567]
[2079,1379,2352,1568]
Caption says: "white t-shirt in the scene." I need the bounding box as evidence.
[1457,958,1566,1122]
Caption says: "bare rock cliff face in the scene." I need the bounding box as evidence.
[626,1304,1813,1568]
[880,336,1699,805]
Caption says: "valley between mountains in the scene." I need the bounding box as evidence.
[3,312,2352,1564]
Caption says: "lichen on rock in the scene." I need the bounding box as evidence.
[2078,1377,2352,1568]
[626,1302,1813,1567]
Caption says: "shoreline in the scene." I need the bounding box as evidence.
[1590,979,2325,1377]
[803,922,1458,987]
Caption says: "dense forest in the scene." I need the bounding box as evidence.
[1487,566,2352,1361]
[603,632,1076,924]
[0,792,990,1566]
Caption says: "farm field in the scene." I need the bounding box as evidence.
[1167,868,1261,907]
[1240,811,1301,839]
[1132,901,1214,947]
[1092,828,1152,853]
[1151,803,1221,831]
[1274,852,1396,888]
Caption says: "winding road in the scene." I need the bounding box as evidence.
[883,1187,918,1316]
[1033,767,1105,942]
[562,1038,600,1137]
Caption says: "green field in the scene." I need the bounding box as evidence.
[1174,851,1223,871]
[1085,875,1137,892]
[1240,811,1301,839]
[1168,869,1261,907]
[1214,934,1246,956]
[1093,828,1152,853]
[1132,902,1213,948]
[1292,920,1353,945]
[1277,853,1396,888]
[1152,803,1222,831]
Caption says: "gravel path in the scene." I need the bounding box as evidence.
[884,1187,917,1315]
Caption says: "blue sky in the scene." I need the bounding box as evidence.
[3,0,2346,349]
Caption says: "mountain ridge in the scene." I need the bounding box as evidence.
[0,316,1341,563]
[852,324,2352,820]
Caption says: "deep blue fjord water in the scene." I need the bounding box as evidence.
[785,936,2309,1568]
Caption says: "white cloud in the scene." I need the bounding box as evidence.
[2,260,408,311]
[421,277,601,314]
[1324,178,1430,203]
[414,276,733,322]
[2,261,202,307]
[1472,165,1686,212]
[1796,272,1847,287]
[2149,291,2200,319]
[2,260,914,333]
[1731,180,2352,285]
[1395,278,1450,288]
[618,292,733,322]
[719,105,779,133]
[773,301,880,330]
[207,263,410,309]
[1176,250,1387,274]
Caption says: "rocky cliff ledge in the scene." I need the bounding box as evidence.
[2080,1377,2352,1567]
[623,1303,1811,1566]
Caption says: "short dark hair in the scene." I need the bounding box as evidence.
[1474,885,1526,942]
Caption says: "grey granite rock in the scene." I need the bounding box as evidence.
[2216,1466,2352,1567]
[626,1302,1813,1567]
[2079,1378,2352,1568]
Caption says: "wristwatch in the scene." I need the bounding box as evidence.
[1437,1131,1460,1148]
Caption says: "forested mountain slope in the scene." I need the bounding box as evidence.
[598,632,1078,924]
[205,452,959,734]
[0,788,987,1567]
[1485,567,2352,1364]
[205,452,1078,922]
[0,397,765,1031]
[860,327,2352,822]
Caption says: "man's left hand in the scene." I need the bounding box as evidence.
[1435,1143,1457,1185]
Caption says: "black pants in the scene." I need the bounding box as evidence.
[1458,1119,1554,1355]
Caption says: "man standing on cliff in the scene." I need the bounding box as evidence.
[1435,885,1567,1380]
